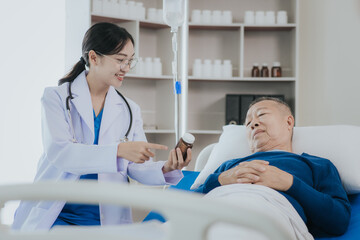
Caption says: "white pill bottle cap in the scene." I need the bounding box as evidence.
[182,133,195,144]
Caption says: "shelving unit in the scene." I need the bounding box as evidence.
[90,0,299,170]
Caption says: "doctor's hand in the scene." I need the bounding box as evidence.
[117,141,168,164]
[162,148,192,173]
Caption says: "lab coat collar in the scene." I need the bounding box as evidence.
[71,71,94,136]
[99,85,124,139]
[70,71,125,141]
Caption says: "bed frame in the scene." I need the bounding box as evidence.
[0,181,294,240]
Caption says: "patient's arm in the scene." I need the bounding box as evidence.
[284,156,351,236]
[194,159,269,194]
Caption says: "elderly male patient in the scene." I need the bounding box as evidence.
[195,97,351,237]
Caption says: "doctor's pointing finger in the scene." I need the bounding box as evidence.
[117,141,168,163]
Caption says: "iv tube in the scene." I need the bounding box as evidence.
[163,0,185,143]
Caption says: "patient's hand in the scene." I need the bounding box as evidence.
[218,160,269,186]
[162,148,192,173]
[254,165,293,191]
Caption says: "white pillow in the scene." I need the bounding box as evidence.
[191,125,360,194]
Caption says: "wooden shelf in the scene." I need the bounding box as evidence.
[244,24,296,31]
[92,15,295,31]
[92,14,169,29]
[144,129,175,134]
[139,20,169,29]
[126,74,172,80]
[126,74,295,82]
[188,130,222,135]
[189,23,296,31]
[241,77,296,82]
[188,76,296,82]
[189,23,241,30]
[91,14,133,23]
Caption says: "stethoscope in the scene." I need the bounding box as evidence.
[65,81,133,143]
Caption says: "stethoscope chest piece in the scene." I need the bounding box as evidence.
[119,137,129,143]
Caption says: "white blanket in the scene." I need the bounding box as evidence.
[204,184,314,240]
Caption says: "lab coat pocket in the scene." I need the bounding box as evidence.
[21,207,48,231]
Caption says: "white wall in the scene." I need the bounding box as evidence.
[65,0,91,72]
[298,0,360,126]
[0,1,66,183]
[0,0,89,225]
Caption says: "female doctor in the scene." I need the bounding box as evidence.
[12,22,191,231]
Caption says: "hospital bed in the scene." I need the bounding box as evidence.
[1,125,360,240]
[188,147,360,240]
[145,125,360,239]
[183,125,360,240]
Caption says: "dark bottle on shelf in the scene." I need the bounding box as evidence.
[251,63,260,77]
[271,62,282,77]
[260,63,269,77]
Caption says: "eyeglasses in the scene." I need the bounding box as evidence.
[95,51,138,70]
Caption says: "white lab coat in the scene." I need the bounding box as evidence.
[12,71,183,231]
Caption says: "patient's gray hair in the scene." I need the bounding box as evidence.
[248,97,293,117]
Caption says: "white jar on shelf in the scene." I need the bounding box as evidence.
[202,10,211,24]
[203,59,213,78]
[255,11,265,25]
[223,60,232,78]
[92,0,103,15]
[127,1,136,18]
[136,57,145,75]
[153,58,162,76]
[135,2,145,20]
[244,11,255,24]
[193,59,202,77]
[277,11,288,24]
[222,10,232,24]
[213,59,222,78]
[103,0,118,16]
[212,10,222,25]
[119,0,129,18]
[145,57,153,76]
[147,8,157,21]
[191,9,201,23]
[265,11,275,25]
[157,9,163,23]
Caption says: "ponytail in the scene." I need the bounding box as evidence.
[58,58,86,86]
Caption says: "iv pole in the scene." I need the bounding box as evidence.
[180,0,189,142]
[163,0,187,143]
[172,31,180,143]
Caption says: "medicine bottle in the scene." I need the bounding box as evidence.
[251,63,260,77]
[271,62,282,77]
[260,63,269,77]
[175,133,195,160]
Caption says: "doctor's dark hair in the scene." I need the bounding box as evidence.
[58,22,134,85]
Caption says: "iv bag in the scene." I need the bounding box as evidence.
[163,0,184,31]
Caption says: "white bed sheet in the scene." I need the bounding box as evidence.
[204,184,314,240]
